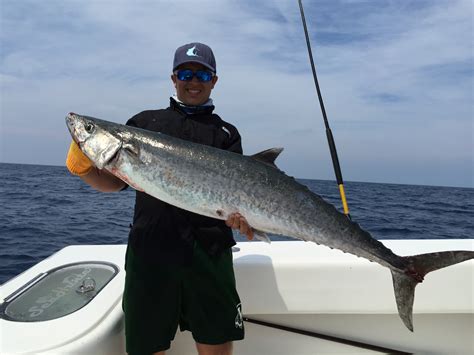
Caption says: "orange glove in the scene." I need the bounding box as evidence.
[66,141,93,176]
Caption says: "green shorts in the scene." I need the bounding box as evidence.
[122,242,244,354]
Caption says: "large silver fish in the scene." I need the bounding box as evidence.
[66,112,473,331]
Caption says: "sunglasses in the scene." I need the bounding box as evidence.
[174,69,214,82]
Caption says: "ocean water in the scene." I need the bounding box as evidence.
[0,162,473,285]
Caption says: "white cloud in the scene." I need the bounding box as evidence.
[1,0,472,187]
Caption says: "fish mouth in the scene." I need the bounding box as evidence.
[65,112,124,170]
[65,112,80,144]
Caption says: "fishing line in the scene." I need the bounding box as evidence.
[297,0,351,218]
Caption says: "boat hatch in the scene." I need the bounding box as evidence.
[0,261,118,322]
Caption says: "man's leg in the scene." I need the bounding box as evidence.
[123,246,182,355]
[195,341,233,355]
[181,244,244,349]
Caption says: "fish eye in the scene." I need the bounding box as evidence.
[85,123,95,133]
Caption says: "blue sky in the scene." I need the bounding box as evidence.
[1,0,472,187]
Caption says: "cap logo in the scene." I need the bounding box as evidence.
[186,45,199,57]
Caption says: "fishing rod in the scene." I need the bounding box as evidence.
[297,0,350,218]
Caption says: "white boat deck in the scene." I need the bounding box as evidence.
[0,239,473,354]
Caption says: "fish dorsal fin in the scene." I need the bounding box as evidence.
[251,148,283,169]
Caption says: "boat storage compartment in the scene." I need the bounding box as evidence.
[0,262,118,322]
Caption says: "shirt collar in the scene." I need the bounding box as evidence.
[170,96,215,115]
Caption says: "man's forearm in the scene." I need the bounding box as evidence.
[80,167,127,192]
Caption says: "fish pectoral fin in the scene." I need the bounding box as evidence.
[96,139,122,169]
[123,143,139,156]
[250,148,284,169]
[253,229,271,244]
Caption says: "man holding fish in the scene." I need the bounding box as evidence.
[65,41,474,353]
[66,42,249,355]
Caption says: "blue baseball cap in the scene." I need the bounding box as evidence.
[173,42,216,73]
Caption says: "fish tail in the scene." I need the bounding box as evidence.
[391,250,474,332]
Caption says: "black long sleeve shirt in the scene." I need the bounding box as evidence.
[125,98,243,265]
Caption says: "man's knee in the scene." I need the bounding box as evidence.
[195,341,233,355]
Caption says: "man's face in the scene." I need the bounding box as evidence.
[171,62,218,106]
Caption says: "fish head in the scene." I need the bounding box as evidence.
[66,112,123,170]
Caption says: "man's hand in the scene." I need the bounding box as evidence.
[226,212,254,240]
[65,141,126,192]
[66,141,93,176]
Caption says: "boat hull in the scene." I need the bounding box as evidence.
[1,240,472,354]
